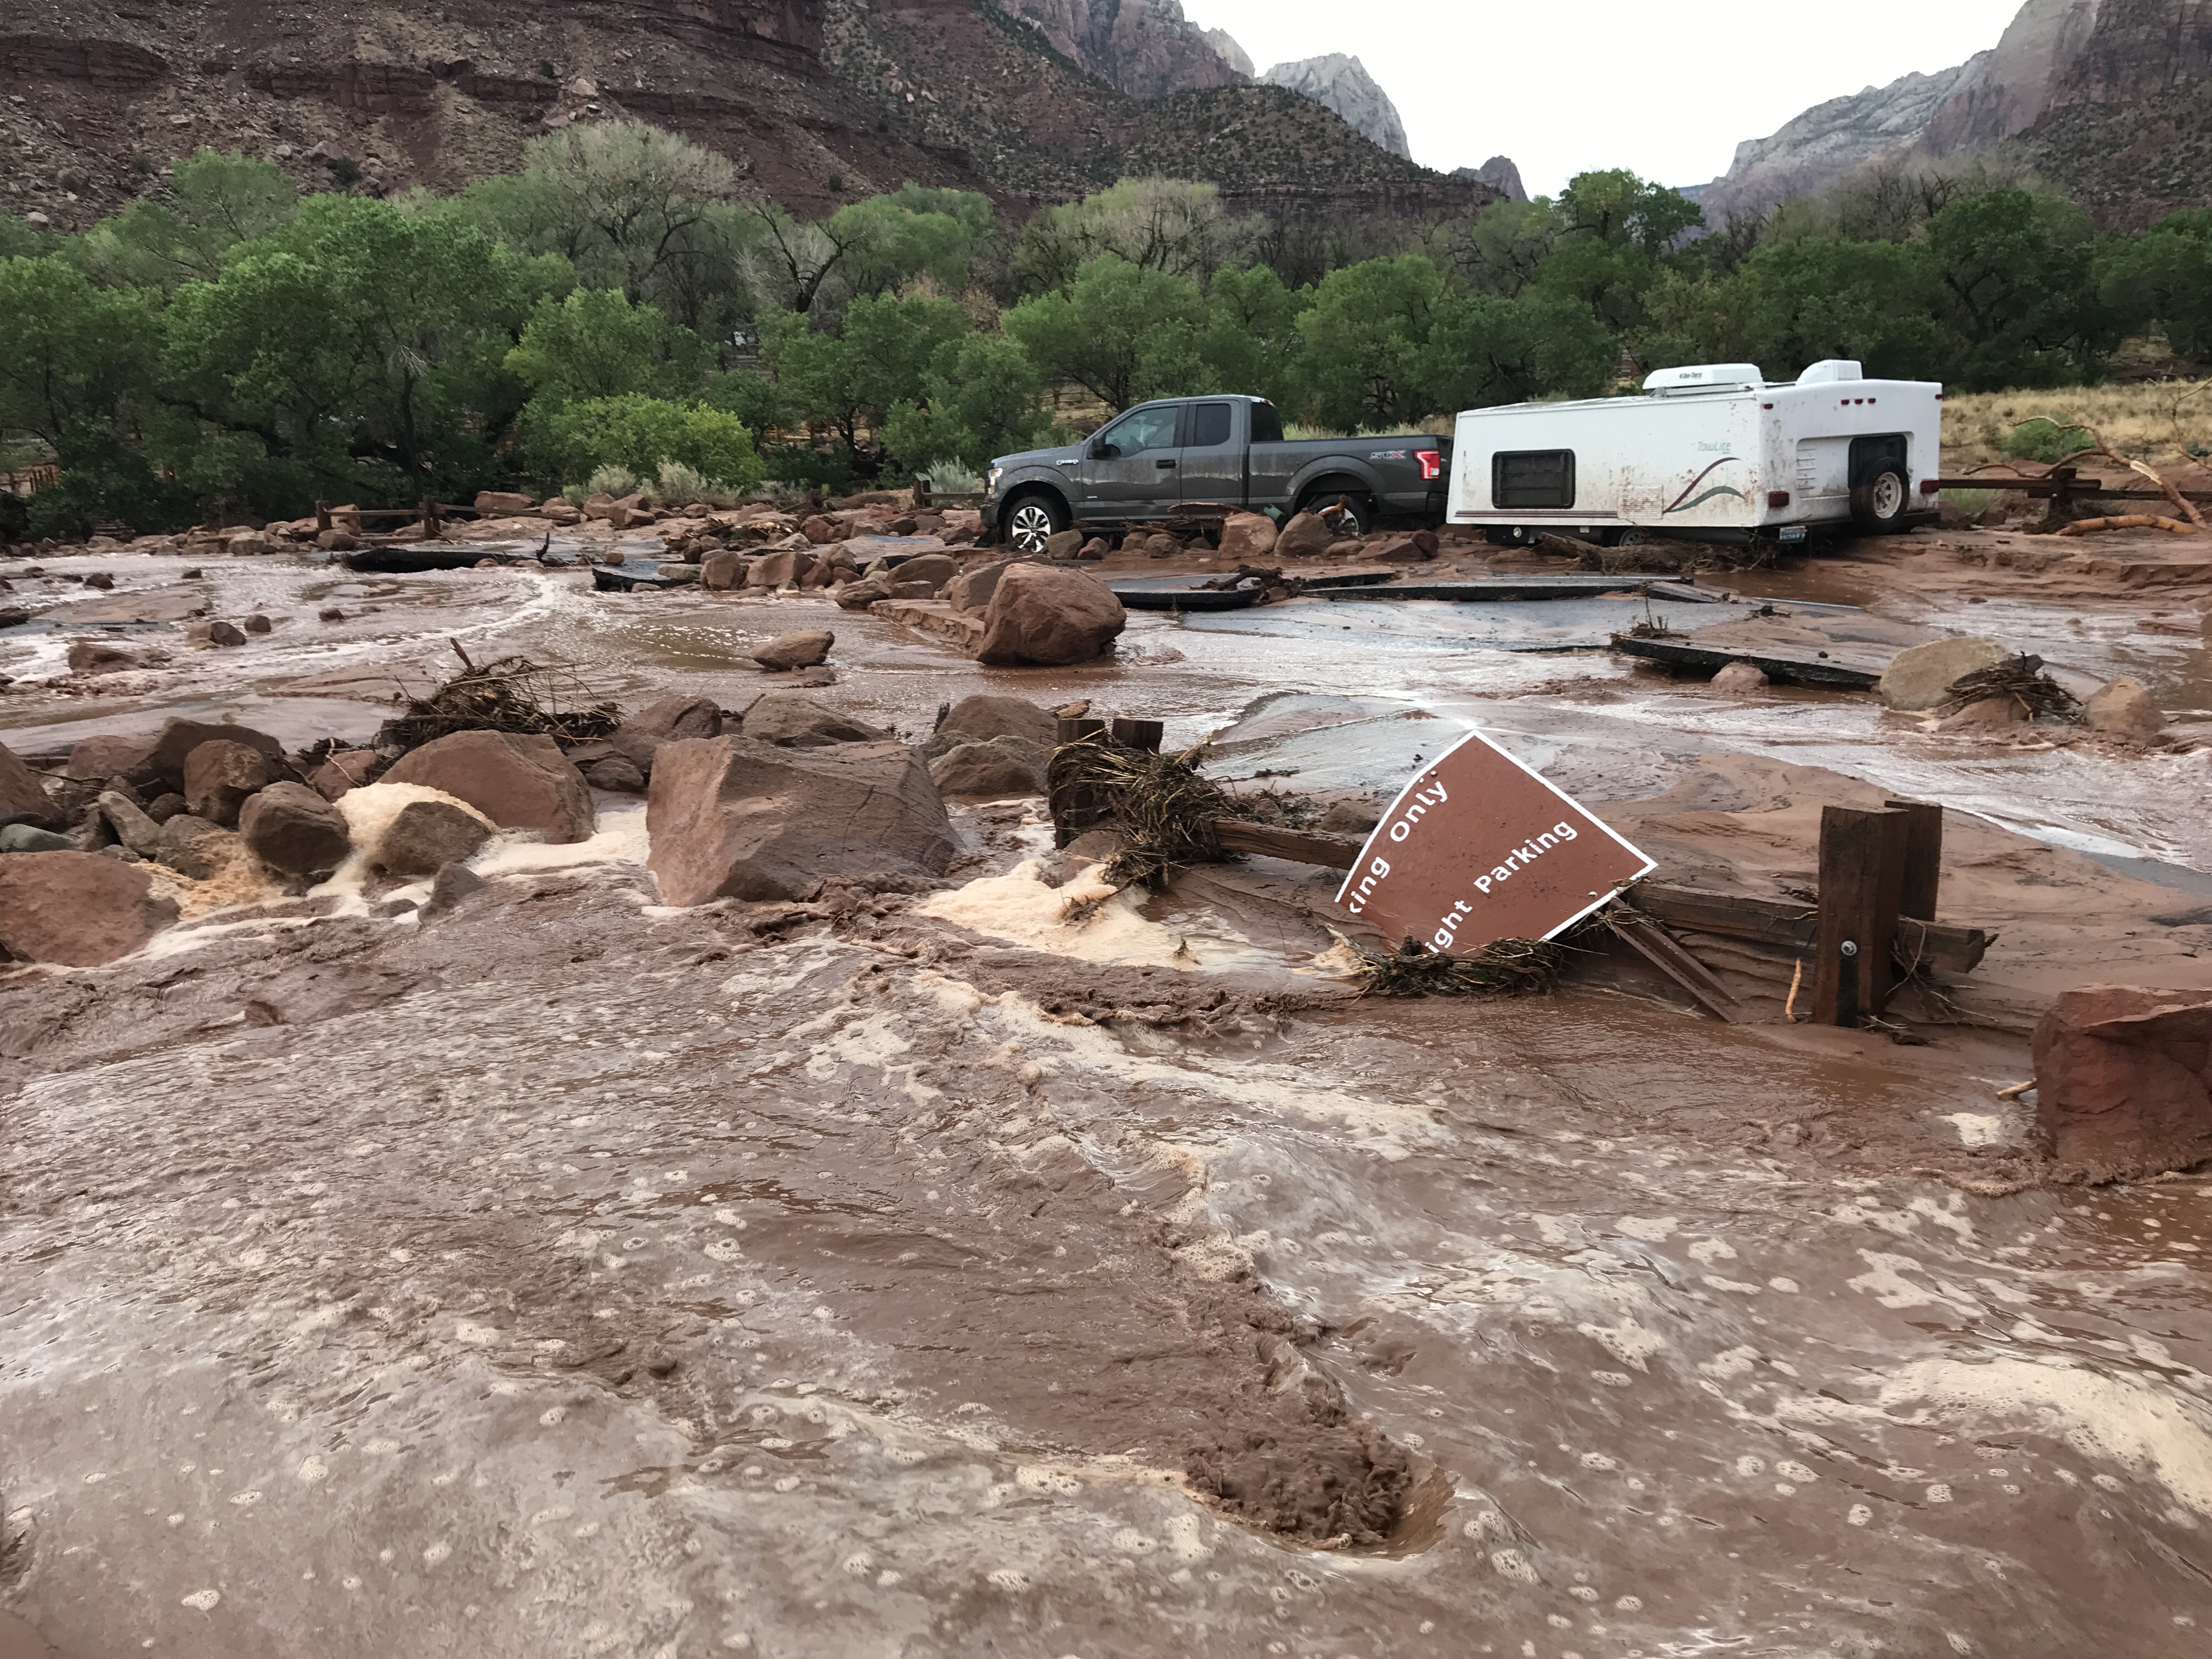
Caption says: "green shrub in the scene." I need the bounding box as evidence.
[520,393,763,496]
[922,459,983,495]
[654,459,734,507]
[586,463,640,499]
[2000,417,2091,463]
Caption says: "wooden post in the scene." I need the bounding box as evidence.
[1883,799,1943,921]
[1109,718,1163,753]
[1050,716,1109,848]
[1812,805,1910,1028]
[912,478,932,510]
[421,495,441,538]
[315,499,333,533]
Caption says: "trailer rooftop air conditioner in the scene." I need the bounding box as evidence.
[1795,360,1865,385]
[1641,363,1765,395]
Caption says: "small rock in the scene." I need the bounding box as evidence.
[1075,537,1110,561]
[308,749,379,802]
[893,553,959,591]
[1143,534,1181,558]
[239,781,352,879]
[183,739,274,828]
[187,619,247,648]
[144,719,288,794]
[1934,696,2026,731]
[611,695,723,776]
[1369,537,1431,564]
[0,822,74,853]
[316,530,359,552]
[0,607,28,629]
[1711,660,1770,693]
[701,549,750,591]
[835,578,891,611]
[318,606,346,622]
[1323,539,1367,559]
[1042,529,1084,560]
[1877,635,2009,712]
[800,515,837,545]
[2084,676,2165,742]
[67,638,142,675]
[83,571,114,590]
[745,549,812,589]
[422,861,488,917]
[95,790,163,857]
[473,490,538,514]
[145,794,186,824]
[1316,800,1381,836]
[1217,512,1279,561]
[753,629,833,671]
[932,693,1056,753]
[243,613,272,634]
[373,798,493,877]
[584,755,647,793]
[929,736,1049,799]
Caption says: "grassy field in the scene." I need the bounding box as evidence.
[1941,380,2212,475]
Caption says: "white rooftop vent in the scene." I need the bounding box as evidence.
[1795,359,1864,385]
[1643,363,1765,395]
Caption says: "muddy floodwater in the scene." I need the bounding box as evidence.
[5,543,2212,1658]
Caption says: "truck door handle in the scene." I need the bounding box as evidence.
[1155,459,1177,469]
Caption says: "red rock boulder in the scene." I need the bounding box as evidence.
[1217,512,1279,561]
[975,563,1126,668]
[0,740,53,819]
[0,852,178,965]
[646,736,956,905]
[382,731,594,843]
[238,781,353,880]
[183,738,275,828]
[2033,985,2212,1177]
[611,695,724,777]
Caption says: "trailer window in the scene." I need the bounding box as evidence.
[1249,402,1284,444]
[1493,449,1575,509]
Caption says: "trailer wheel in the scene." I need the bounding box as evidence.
[1611,527,1652,548]
[1850,469,1910,533]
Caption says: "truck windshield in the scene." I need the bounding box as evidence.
[1250,402,1284,444]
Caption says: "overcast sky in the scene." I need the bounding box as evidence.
[1181,0,2027,195]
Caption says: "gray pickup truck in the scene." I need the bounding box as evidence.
[980,394,1451,554]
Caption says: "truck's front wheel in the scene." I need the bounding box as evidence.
[1003,492,1070,555]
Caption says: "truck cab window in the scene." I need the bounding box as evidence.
[1188,403,1233,448]
[1096,406,1181,459]
[1249,402,1284,444]
[1494,449,1575,509]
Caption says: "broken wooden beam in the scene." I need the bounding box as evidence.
[1609,912,1744,1023]
[1211,820,1362,868]
[1624,884,1989,975]
[1885,798,1943,922]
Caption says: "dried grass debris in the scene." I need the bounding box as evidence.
[1353,936,1565,998]
[1937,652,2082,722]
[376,646,620,754]
[1046,733,1234,891]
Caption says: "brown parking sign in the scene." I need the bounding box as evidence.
[1334,728,1655,954]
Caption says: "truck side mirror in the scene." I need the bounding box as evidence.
[1088,438,1113,460]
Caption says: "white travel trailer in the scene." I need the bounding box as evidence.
[1446,360,1943,547]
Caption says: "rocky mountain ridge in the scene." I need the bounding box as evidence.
[1696,0,2212,226]
[1260,54,1410,160]
[0,0,1487,234]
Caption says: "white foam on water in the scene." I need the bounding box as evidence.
[1878,1357,2212,1515]
[471,797,651,879]
[1942,1112,2007,1148]
[916,859,1267,970]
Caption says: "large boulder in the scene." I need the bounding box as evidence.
[943,558,1025,614]
[0,852,178,966]
[945,692,1057,747]
[701,549,751,591]
[183,738,274,828]
[892,553,959,592]
[929,736,1050,799]
[473,490,538,514]
[746,549,814,589]
[2033,986,2212,1177]
[1877,636,2009,712]
[155,815,231,881]
[753,629,833,671]
[239,781,352,880]
[975,563,1127,667]
[67,638,142,675]
[1273,511,1335,560]
[382,731,595,843]
[836,578,891,611]
[188,619,247,647]
[308,749,380,802]
[2085,676,2165,742]
[96,790,163,857]
[741,693,891,748]
[646,736,957,905]
[611,695,723,776]
[0,739,53,818]
[144,719,286,794]
[1218,512,1279,560]
[1042,529,1084,560]
[63,732,158,788]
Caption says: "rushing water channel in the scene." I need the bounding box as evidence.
[3,549,2210,1658]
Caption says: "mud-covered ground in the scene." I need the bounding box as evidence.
[5,530,2212,1658]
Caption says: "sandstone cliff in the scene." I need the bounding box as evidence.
[1261,54,1412,160]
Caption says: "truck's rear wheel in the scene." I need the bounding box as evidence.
[1300,489,1373,540]
[1850,469,1909,533]
[1004,492,1069,555]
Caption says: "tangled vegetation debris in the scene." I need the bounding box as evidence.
[376,648,620,753]
[1939,653,2083,721]
[1353,935,1567,997]
[1046,733,1235,891]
